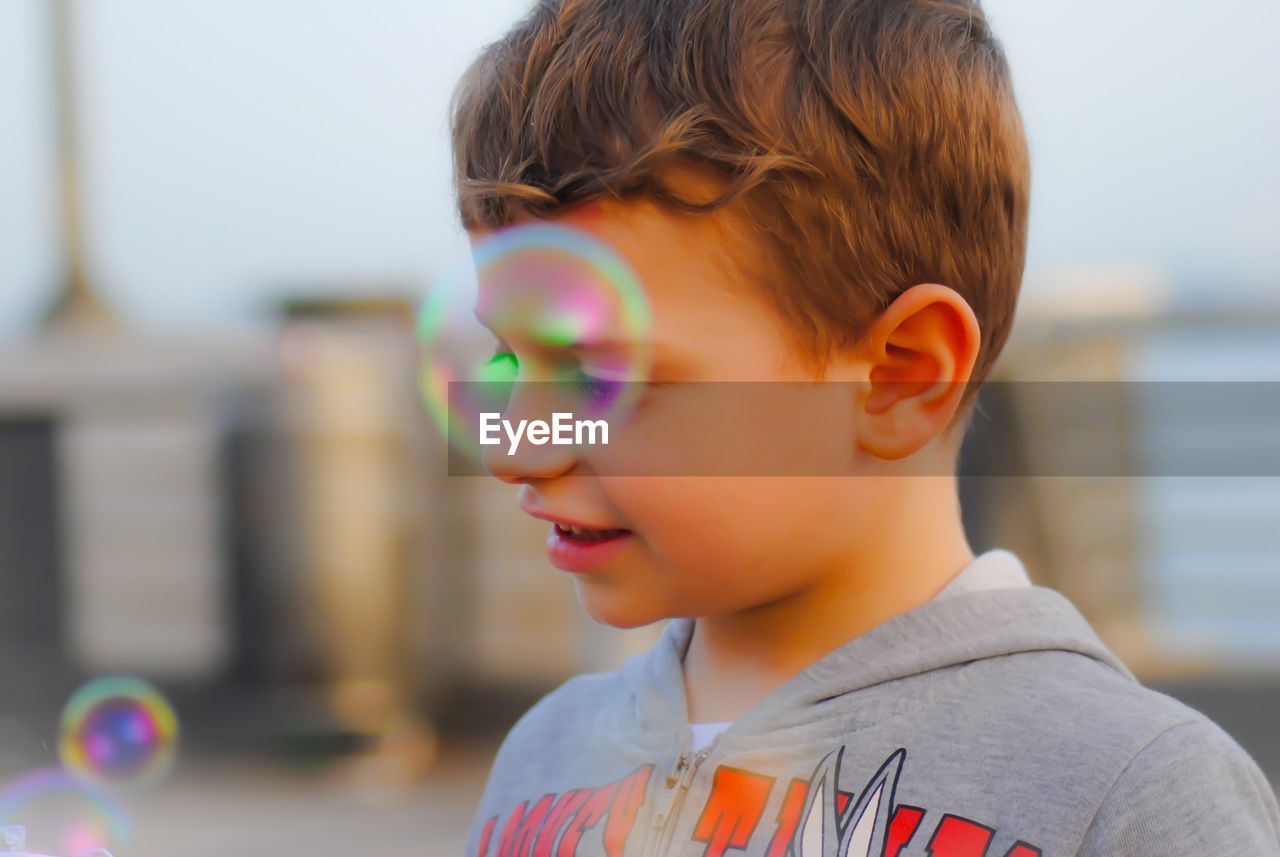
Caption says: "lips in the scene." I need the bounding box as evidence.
[541,520,632,573]
[518,503,633,572]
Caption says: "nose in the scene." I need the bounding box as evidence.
[481,384,579,483]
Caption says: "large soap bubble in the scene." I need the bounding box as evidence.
[417,222,651,462]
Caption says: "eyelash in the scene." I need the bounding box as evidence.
[570,369,621,404]
[480,349,519,378]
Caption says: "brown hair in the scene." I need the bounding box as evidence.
[451,0,1030,386]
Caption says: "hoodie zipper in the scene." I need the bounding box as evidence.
[645,738,718,857]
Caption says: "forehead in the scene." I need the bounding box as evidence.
[469,197,769,339]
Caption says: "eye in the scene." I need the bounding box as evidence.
[477,348,519,383]
[471,349,519,413]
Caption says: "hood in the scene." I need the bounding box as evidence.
[621,573,1135,747]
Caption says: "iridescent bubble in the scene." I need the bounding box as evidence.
[58,677,179,791]
[0,767,130,855]
[417,222,651,460]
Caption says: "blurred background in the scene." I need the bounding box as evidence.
[0,0,1277,854]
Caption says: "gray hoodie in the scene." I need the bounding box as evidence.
[464,572,1280,856]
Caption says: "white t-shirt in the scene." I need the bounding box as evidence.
[685,550,1032,752]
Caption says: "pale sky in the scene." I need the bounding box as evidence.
[0,0,1277,335]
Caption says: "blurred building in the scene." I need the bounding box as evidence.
[961,272,1280,777]
[0,303,656,762]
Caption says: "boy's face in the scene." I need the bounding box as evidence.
[469,198,898,629]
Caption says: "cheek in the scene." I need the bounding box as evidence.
[603,477,861,599]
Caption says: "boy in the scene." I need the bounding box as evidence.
[448,1,1280,854]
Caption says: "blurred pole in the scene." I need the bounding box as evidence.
[42,0,117,333]
[285,312,438,796]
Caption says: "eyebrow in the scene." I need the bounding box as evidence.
[474,309,651,355]
[474,312,699,381]
[566,339,650,357]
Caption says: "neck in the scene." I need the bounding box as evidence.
[681,475,973,723]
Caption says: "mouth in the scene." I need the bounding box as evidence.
[552,522,631,543]
[543,520,633,573]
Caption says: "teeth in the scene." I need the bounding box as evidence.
[556,523,621,542]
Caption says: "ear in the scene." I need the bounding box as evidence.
[853,284,981,460]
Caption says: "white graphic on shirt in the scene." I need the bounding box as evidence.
[794,746,905,857]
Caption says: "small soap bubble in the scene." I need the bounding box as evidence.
[0,768,131,855]
[58,677,178,791]
[417,222,652,460]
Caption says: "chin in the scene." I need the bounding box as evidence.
[575,585,665,630]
